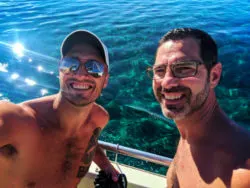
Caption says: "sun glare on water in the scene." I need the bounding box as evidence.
[12,43,25,57]
[25,78,36,86]
[11,73,20,80]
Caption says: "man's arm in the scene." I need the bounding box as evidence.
[166,160,179,188]
[92,104,119,180]
[93,145,120,182]
[0,102,19,146]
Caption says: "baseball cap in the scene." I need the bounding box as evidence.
[61,30,109,70]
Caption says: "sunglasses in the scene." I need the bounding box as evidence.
[59,57,105,78]
[147,60,202,79]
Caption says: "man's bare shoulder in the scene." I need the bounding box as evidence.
[20,95,56,107]
[91,103,109,127]
[0,100,31,118]
[19,95,57,115]
[232,153,250,187]
[234,124,250,160]
[231,168,250,188]
[0,101,37,144]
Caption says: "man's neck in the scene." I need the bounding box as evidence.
[175,89,227,144]
[53,93,94,136]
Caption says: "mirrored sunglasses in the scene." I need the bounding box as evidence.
[59,57,105,78]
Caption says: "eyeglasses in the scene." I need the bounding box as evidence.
[146,60,202,79]
[59,57,105,78]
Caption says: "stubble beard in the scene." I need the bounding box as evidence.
[160,82,210,121]
[68,93,95,107]
[60,81,105,107]
[61,88,97,107]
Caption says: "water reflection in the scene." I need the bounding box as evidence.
[0,41,59,102]
[0,63,8,72]
[24,78,36,86]
[40,89,48,96]
[12,42,25,57]
[10,73,19,80]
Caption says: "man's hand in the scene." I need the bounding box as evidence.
[103,163,120,182]
[94,170,128,188]
[93,144,120,182]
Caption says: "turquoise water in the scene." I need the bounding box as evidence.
[0,0,249,174]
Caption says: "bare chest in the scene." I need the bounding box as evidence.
[174,145,236,188]
[38,127,102,180]
[0,126,102,188]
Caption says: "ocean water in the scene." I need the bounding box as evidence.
[0,0,249,174]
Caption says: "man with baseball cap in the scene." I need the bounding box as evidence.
[0,30,119,187]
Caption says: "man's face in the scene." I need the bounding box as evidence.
[153,38,210,121]
[59,44,109,106]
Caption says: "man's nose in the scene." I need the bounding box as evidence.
[160,69,179,89]
[75,65,88,76]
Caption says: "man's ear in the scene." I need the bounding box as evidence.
[209,62,222,88]
[103,73,109,88]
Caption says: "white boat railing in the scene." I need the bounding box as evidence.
[98,140,172,167]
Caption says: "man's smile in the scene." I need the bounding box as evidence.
[161,88,189,104]
[70,83,93,90]
[162,92,184,100]
[162,93,186,106]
